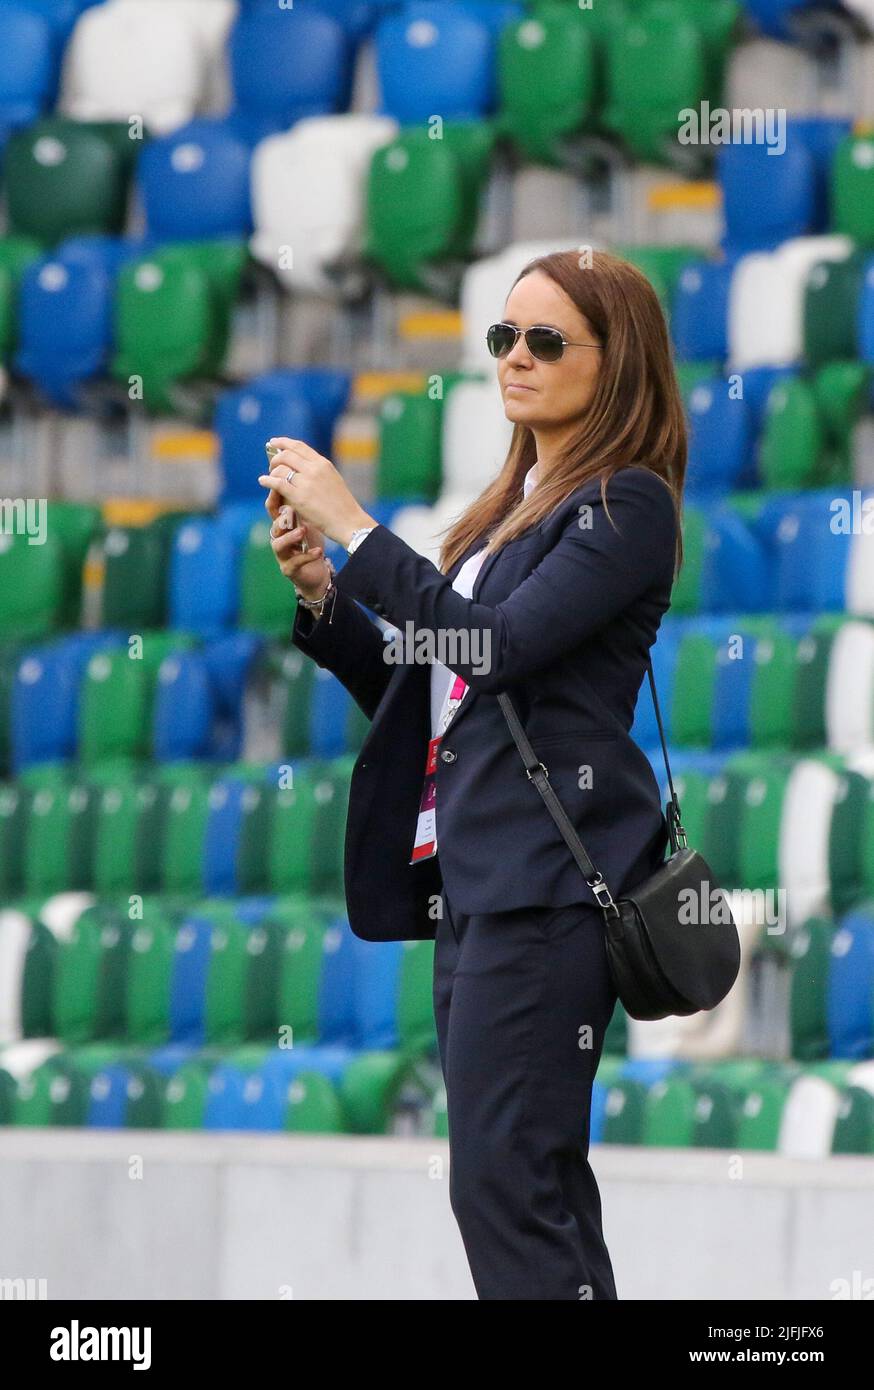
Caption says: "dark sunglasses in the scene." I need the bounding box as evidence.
[486,321,602,363]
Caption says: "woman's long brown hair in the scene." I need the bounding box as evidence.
[437,248,687,578]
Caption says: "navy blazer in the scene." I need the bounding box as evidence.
[291,464,678,942]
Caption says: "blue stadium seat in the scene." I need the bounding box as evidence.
[718,139,816,253]
[245,0,400,39]
[170,914,214,1046]
[376,4,497,123]
[13,0,102,42]
[632,624,680,748]
[710,623,760,748]
[86,1064,135,1128]
[827,909,874,1059]
[215,377,317,504]
[12,632,120,771]
[672,260,732,363]
[700,506,773,613]
[228,8,354,143]
[15,255,113,410]
[309,667,355,759]
[755,489,852,612]
[685,378,752,497]
[203,1062,252,1129]
[152,650,215,762]
[137,118,254,241]
[169,519,241,637]
[787,115,853,233]
[0,7,55,134]
[216,368,352,501]
[202,776,261,894]
[352,936,403,1049]
[742,0,841,39]
[317,914,359,1046]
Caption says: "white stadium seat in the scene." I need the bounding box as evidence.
[441,377,514,496]
[825,619,874,752]
[728,235,855,369]
[59,0,209,134]
[249,115,398,295]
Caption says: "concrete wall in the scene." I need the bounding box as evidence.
[0,1131,872,1300]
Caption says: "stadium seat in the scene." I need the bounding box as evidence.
[228,7,354,142]
[15,254,113,409]
[671,259,732,363]
[59,0,207,134]
[602,4,705,165]
[0,6,55,135]
[364,124,494,293]
[719,138,816,254]
[495,9,596,166]
[137,119,254,241]
[248,115,398,295]
[3,117,135,244]
[803,250,866,368]
[832,131,874,248]
[375,5,498,124]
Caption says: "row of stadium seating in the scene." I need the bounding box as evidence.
[0,110,871,267]
[3,484,873,649]
[2,896,874,1146]
[1,741,874,914]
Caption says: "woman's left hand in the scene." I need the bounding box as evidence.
[258,437,375,548]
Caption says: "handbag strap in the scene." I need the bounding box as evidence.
[496,658,686,916]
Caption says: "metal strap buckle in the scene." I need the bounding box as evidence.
[588,872,620,917]
[526,761,548,781]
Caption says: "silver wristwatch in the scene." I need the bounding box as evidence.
[347,525,376,555]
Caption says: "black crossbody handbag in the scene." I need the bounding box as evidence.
[498,662,741,1021]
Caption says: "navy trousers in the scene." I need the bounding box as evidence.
[432,884,619,1301]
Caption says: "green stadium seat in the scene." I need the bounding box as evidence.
[601,1077,648,1144]
[112,242,242,415]
[339,1050,406,1134]
[496,8,596,166]
[275,899,331,1047]
[832,1085,874,1153]
[603,8,705,165]
[99,512,194,630]
[124,903,180,1046]
[78,632,193,765]
[377,389,445,502]
[3,117,136,243]
[832,133,874,248]
[92,776,165,896]
[284,1069,345,1133]
[0,236,43,358]
[158,768,211,898]
[803,253,866,369]
[0,530,66,640]
[759,377,824,490]
[365,124,494,294]
[24,779,98,898]
[669,504,706,614]
[239,521,298,637]
[812,360,870,484]
[160,1058,214,1129]
[53,904,131,1045]
[788,917,834,1061]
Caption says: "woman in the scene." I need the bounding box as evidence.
[259,248,686,1301]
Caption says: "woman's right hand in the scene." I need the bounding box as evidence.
[268,505,332,601]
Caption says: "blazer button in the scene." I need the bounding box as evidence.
[440,748,457,763]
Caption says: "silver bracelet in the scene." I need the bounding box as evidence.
[294,556,337,623]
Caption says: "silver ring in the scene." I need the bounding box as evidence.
[285,469,295,483]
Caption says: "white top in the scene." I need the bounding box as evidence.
[430,461,540,738]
